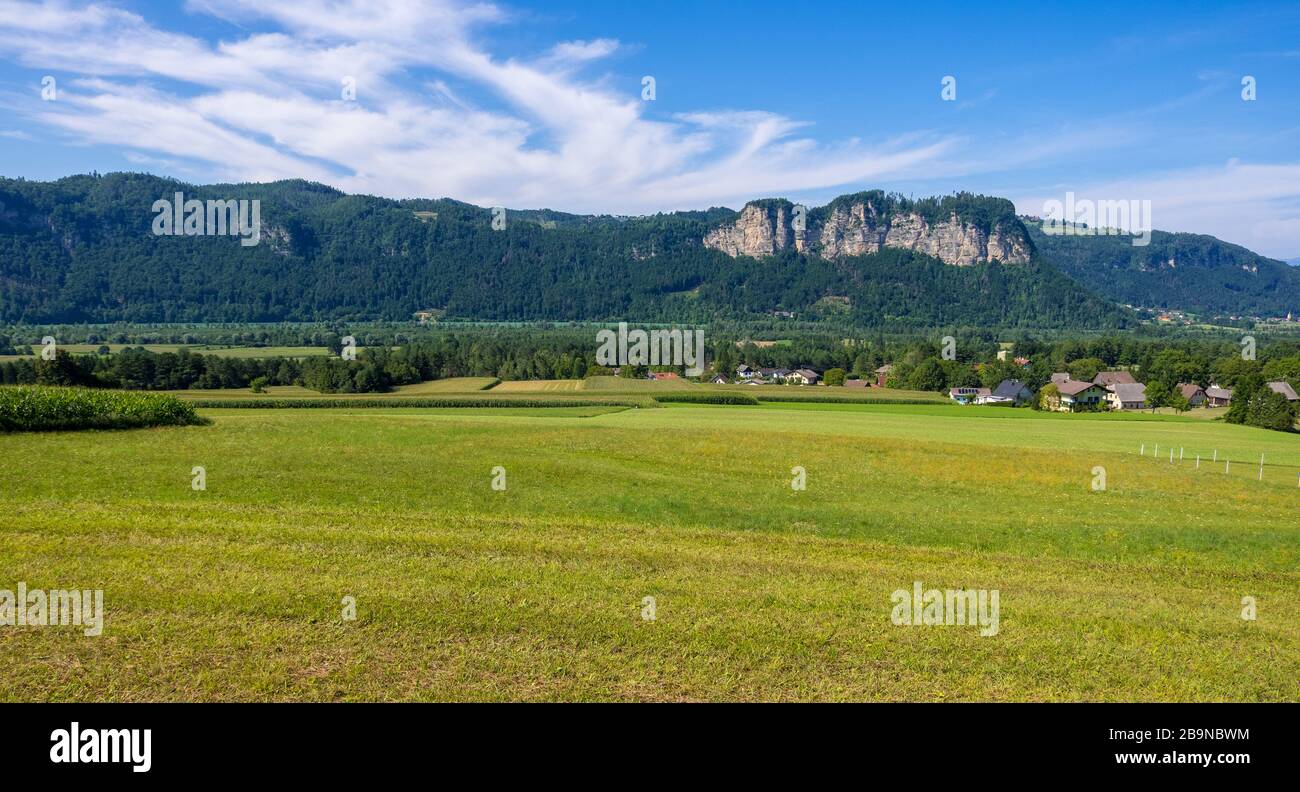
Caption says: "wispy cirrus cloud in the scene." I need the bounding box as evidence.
[0,0,954,212]
[1014,159,1300,260]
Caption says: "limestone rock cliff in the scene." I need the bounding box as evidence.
[703,202,804,257]
[704,193,1032,266]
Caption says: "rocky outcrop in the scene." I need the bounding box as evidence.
[705,194,1032,266]
[703,202,803,257]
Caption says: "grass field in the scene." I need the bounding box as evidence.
[164,378,498,400]
[490,379,584,392]
[1,400,1296,701]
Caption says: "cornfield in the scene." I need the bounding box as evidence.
[0,386,209,432]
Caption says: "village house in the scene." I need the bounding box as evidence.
[982,379,1034,406]
[1106,382,1147,411]
[1050,372,1071,384]
[1051,379,1109,412]
[789,369,821,385]
[1204,385,1233,407]
[735,364,754,380]
[1266,381,1299,401]
[948,386,990,405]
[874,364,893,387]
[1176,383,1206,407]
[1094,370,1137,388]
[648,371,680,381]
[709,373,728,385]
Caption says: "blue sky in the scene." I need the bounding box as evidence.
[0,0,1298,257]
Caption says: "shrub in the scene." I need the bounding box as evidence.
[0,386,209,432]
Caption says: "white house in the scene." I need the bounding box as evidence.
[1106,382,1147,410]
[1053,379,1108,412]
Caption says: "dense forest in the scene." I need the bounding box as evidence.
[5,327,1297,404]
[1026,221,1300,316]
[0,173,1132,329]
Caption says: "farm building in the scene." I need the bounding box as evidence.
[1107,382,1148,410]
[1265,381,1299,401]
[1205,386,1233,407]
[1094,371,1137,388]
[1176,383,1206,406]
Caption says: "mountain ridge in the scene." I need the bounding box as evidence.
[1025,220,1299,317]
[0,171,1276,328]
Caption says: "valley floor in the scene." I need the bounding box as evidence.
[0,401,1296,701]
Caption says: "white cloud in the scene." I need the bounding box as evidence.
[0,0,954,212]
[1014,160,1300,260]
[3,0,1298,260]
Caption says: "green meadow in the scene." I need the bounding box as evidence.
[0,400,1296,701]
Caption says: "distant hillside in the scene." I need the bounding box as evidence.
[1026,221,1300,317]
[0,173,1132,329]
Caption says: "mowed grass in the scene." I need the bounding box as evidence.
[720,383,947,402]
[490,379,583,392]
[0,403,1296,701]
[390,378,498,394]
[581,375,700,391]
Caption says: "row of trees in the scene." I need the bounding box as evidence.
[1225,375,1299,432]
[881,342,1299,396]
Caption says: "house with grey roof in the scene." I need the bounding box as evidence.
[982,379,1033,406]
[1205,386,1233,407]
[1176,383,1206,406]
[1106,382,1147,410]
[1266,381,1299,401]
